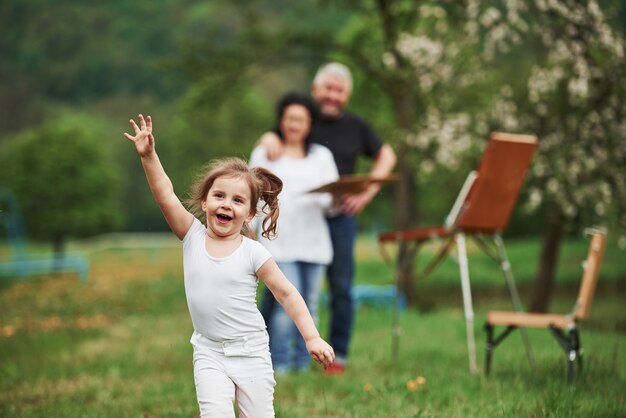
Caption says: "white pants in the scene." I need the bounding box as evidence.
[190,331,276,418]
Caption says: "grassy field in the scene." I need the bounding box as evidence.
[1,234,625,417]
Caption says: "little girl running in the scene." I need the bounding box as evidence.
[124,114,334,418]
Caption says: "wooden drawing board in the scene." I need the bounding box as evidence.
[456,132,538,232]
[309,173,401,194]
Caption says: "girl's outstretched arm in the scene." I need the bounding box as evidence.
[257,258,335,369]
[124,114,193,240]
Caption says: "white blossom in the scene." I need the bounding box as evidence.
[567,77,589,101]
[480,7,501,28]
[382,51,397,69]
[524,187,543,212]
[421,159,435,175]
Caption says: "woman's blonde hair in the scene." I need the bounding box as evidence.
[186,157,282,239]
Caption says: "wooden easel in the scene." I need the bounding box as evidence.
[378,132,538,373]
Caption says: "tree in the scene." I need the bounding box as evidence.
[469,0,626,311]
[0,114,123,255]
[353,0,626,309]
[313,0,626,309]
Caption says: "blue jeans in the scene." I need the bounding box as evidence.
[268,261,325,372]
[327,214,357,360]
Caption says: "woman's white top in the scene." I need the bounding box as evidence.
[249,144,339,264]
[182,218,271,340]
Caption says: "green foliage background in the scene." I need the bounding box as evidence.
[0,0,625,240]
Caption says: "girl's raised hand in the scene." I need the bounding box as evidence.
[124,114,155,157]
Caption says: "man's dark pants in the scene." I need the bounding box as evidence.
[326,213,357,359]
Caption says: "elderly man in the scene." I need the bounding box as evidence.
[259,62,397,374]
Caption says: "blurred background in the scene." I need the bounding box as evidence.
[1,0,625,309]
[1,1,626,416]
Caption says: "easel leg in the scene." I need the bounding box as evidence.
[493,234,536,369]
[456,233,478,374]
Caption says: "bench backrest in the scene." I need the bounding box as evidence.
[575,230,607,320]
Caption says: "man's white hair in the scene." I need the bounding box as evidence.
[313,62,353,92]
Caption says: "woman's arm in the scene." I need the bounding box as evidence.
[257,258,335,368]
[124,115,193,240]
[296,145,340,210]
[315,146,340,210]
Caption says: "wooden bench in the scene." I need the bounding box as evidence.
[484,229,606,383]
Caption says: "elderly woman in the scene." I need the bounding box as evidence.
[250,92,339,373]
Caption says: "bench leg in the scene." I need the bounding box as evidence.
[571,328,583,373]
[484,324,516,376]
[567,328,583,384]
[549,325,580,384]
[485,324,494,376]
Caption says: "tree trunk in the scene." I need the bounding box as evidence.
[375,0,420,306]
[52,236,65,256]
[52,236,66,271]
[391,85,418,306]
[529,203,564,313]
[394,143,418,306]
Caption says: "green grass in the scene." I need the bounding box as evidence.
[0,236,625,417]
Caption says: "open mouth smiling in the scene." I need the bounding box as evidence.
[216,214,232,223]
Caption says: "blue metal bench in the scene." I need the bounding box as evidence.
[0,187,89,282]
[320,284,406,310]
[352,284,406,309]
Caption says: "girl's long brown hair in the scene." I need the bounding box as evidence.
[186,157,283,239]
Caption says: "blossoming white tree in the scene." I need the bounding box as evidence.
[468,0,626,311]
[329,0,625,309]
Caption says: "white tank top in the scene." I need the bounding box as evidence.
[182,218,271,340]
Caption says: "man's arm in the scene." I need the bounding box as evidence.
[369,144,397,176]
[340,143,397,216]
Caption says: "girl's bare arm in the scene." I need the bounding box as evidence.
[124,115,193,240]
[257,258,335,368]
